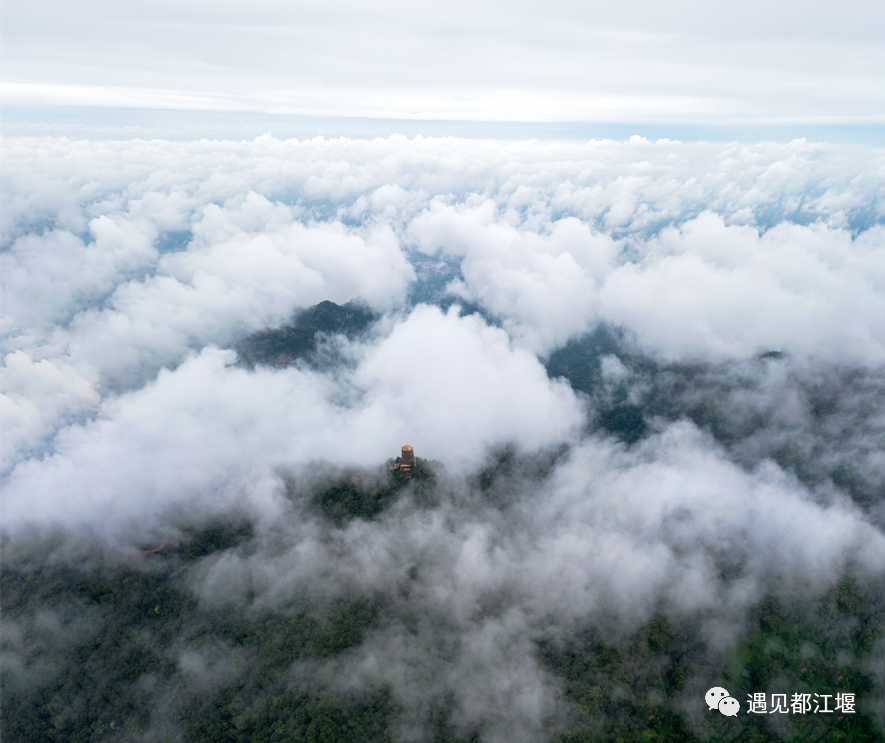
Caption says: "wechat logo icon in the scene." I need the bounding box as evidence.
[706,687,740,716]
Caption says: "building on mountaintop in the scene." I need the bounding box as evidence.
[389,445,416,477]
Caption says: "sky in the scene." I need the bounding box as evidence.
[3,0,884,137]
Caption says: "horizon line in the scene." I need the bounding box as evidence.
[4,106,885,146]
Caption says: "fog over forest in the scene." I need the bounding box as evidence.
[2,135,885,742]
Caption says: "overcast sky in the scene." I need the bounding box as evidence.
[4,0,884,126]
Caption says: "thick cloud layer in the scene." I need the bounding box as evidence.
[2,134,884,739]
[2,307,581,538]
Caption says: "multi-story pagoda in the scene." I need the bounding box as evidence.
[390,445,416,477]
[400,445,415,473]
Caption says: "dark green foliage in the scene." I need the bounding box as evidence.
[0,522,388,743]
[210,686,395,743]
[314,459,437,525]
[3,481,883,742]
[471,444,569,497]
[546,331,885,525]
[545,324,625,396]
[597,403,647,444]
[315,477,404,525]
[423,706,482,743]
[542,580,885,743]
[3,563,884,743]
[474,445,518,492]
[830,465,882,512]
[235,300,375,368]
[540,614,707,743]
[180,522,254,561]
[309,599,382,658]
[544,326,652,444]
[1,565,196,742]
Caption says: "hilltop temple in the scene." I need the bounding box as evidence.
[389,445,416,477]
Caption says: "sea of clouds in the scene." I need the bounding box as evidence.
[2,134,885,740]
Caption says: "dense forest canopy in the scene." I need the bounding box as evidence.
[3,305,884,741]
[3,450,883,742]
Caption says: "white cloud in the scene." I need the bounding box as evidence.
[409,201,617,352]
[354,305,583,458]
[0,351,100,465]
[1,305,581,535]
[598,215,885,361]
[1,134,883,479]
[171,414,885,736]
[2,131,884,738]
[7,196,413,390]
[1,216,157,334]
